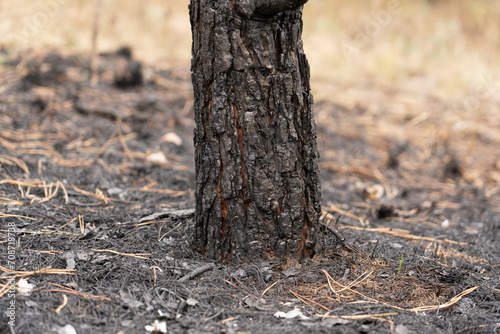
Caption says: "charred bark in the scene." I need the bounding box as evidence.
[190,0,321,262]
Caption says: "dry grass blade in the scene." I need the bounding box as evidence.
[38,181,60,204]
[55,294,68,314]
[0,197,24,205]
[59,217,78,229]
[222,278,262,302]
[0,266,76,279]
[341,226,467,246]
[488,286,500,294]
[324,272,341,302]
[52,157,93,168]
[261,280,279,298]
[57,180,69,204]
[321,163,382,181]
[322,269,373,297]
[407,286,479,312]
[45,181,69,204]
[97,127,118,156]
[290,290,330,313]
[326,202,362,221]
[78,215,85,234]
[96,129,137,156]
[128,187,187,197]
[0,155,30,174]
[0,136,16,150]
[91,249,150,259]
[318,312,398,320]
[45,282,111,301]
[72,185,113,204]
[0,228,77,237]
[22,249,62,255]
[0,128,66,141]
[0,214,35,220]
[132,220,161,227]
[0,179,68,204]
[485,187,499,198]
[0,179,41,187]
[159,221,182,241]
[0,282,12,298]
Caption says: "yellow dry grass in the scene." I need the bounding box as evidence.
[303,0,500,96]
[0,0,192,66]
[1,1,498,97]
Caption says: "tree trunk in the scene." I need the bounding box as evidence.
[190,0,321,263]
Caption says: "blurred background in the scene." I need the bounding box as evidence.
[1,0,499,97]
[1,0,500,187]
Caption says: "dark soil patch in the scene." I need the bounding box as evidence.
[1,49,499,334]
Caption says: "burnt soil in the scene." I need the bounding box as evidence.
[0,49,499,334]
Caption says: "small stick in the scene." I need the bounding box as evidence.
[177,264,216,283]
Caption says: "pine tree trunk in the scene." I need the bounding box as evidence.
[190,0,321,263]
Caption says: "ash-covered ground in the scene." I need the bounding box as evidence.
[0,49,499,334]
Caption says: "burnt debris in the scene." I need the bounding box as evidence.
[112,46,143,88]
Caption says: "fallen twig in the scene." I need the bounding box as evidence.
[178,264,216,283]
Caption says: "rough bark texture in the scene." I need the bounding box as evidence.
[190,0,321,263]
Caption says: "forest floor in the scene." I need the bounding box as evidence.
[0,49,499,334]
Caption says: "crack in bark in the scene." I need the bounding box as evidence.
[233,104,247,198]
